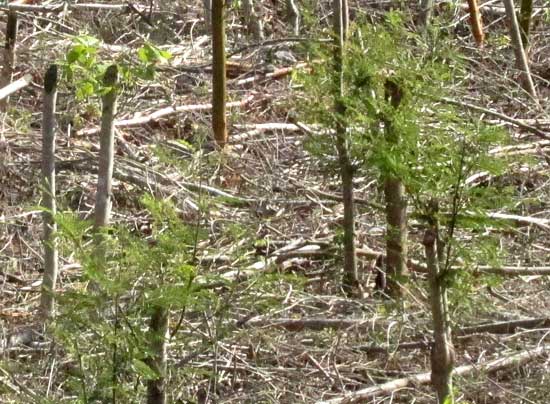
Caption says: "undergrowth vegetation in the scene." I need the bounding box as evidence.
[0,2,548,403]
[298,14,515,303]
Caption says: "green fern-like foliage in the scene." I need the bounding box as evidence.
[60,34,172,101]
[53,196,207,401]
[296,13,515,292]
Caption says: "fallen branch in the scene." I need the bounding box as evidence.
[62,154,254,207]
[485,211,550,232]
[440,97,549,140]
[0,210,42,224]
[228,37,330,59]
[233,123,302,131]
[77,96,254,136]
[231,121,328,143]
[355,317,550,354]
[458,2,506,16]
[220,239,309,281]
[3,2,144,12]
[114,165,253,206]
[472,266,550,276]
[355,333,485,354]
[456,317,550,336]
[355,339,431,354]
[0,362,44,403]
[316,345,550,403]
[240,317,380,331]
[235,62,308,86]
[180,180,253,205]
[221,241,550,282]
[232,122,302,141]
[0,270,26,284]
[307,188,384,210]
[489,140,550,156]
[439,210,550,232]
[360,248,550,277]
[407,258,550,276]
[0,75,31,101]
[488,118,550,129]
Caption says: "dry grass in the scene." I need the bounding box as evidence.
[0,1,549,403]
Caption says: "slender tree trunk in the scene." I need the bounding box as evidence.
[418,0,434,29]
[212,0,228,147]
[502,0,537,101]
[88,65,118,292]
[518,0,533,51]
[383,179,408,297]
[203,0,212,29]
[286,0,300,35]
[332,0,358,296]
[242,0,264,41]
[39,65,59,320]
[1,10,18,111]
[383,78,408,298]
[94,65,118,229]
[146,305,169,404]
[467,0,485,46]
[423,207,454,404]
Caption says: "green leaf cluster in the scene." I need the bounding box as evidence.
[296,13,514,287]
[135,43,172,80]
[53,196,206,401]
[60,34,172,100]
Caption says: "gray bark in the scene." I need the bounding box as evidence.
[0,75,31,100]
[88,65,118,292]
[382,78,408,298]
[242,0,264,40]
[203,0,212,29]
[518,0,533,50]
[286,0,300,35]
[146,306,169,404]
[39,65,59,319]
[94,65,118,229]
[502,0,537,101]
[423,214,454,404]
[332,0,358,295]
[418,0,434,29]
[0,10,18,110]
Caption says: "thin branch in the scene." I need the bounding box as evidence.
[3,3,142,12]
[0,74,31,101]
[77,96,253,136]
[316,345,550,403]
[456,317,550,335]
[240,317,381,331]
[439,97,549,140]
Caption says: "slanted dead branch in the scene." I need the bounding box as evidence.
[3,2,146,13]
[440,97,549,140]
[240,317,383,331]
[77,96,254,136]
[0,74,31,100]
[456,317,550,335]
[316,345,550,404]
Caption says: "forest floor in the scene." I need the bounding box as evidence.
[0,1,549,403]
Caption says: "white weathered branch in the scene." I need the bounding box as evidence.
[316,345,549,403]
[0,75,31,101]
[77,96,254,136]
[485,211,550,232]
[3,3,143,13]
